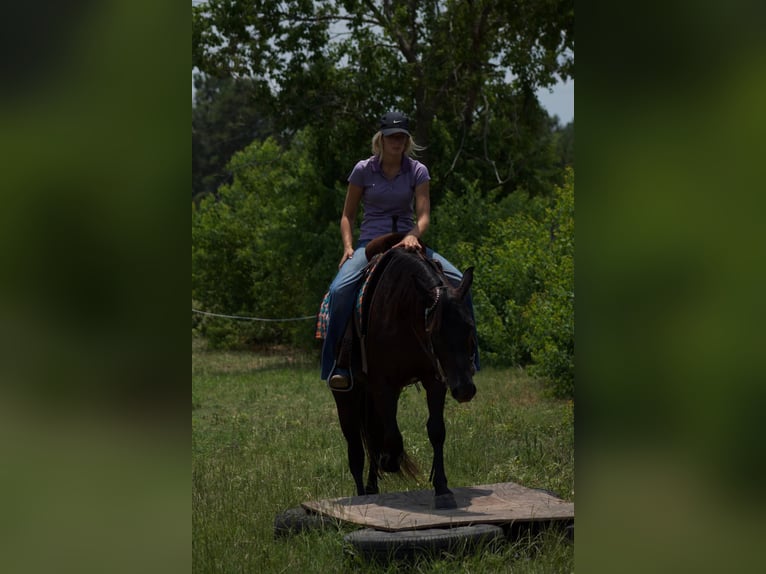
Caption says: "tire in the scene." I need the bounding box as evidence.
[273,507,336,538]
[344,524,505,562]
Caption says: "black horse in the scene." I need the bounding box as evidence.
[331,234,477,508]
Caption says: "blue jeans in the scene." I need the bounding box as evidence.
[320,245,480,380]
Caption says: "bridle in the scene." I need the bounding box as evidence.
[415,283,477,383]
[413,285,448,381]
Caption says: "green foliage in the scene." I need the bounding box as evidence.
[431,169,574,397]
[553,119,575,168]
[192,75,276,201]
[192,130,339,349]
[522,172,574,396]
[193,0,574,199]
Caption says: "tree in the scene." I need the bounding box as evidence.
[193,0,574,198]
[192,129,342,348]
[192,75,276,202]
[554,119,575,168]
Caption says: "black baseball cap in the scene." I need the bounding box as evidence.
[380,111,410,136]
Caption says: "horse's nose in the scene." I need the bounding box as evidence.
[451,382,476,403]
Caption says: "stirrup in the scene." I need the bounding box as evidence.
[328,369,352,391]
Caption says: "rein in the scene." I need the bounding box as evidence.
[413,285,448,382]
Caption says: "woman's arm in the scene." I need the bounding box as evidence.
[397,180,430,250]
[338,183,363,267]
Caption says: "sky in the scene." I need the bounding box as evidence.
[536,77,574,124]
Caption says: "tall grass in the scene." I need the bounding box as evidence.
[192,338,574,572]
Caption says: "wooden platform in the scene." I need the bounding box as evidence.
[302,481,574,532]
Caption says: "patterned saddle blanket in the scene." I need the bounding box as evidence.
[314,253,384,340]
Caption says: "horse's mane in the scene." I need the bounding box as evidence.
[375,249,446,317]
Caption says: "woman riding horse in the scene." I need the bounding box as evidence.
[320,111,478,390]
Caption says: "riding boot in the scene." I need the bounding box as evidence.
[329,320,353,390]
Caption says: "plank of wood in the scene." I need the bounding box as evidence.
[302,481,574,532]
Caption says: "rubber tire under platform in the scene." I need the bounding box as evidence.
[344,524,505,562]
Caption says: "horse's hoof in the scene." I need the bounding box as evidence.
[365,486,379,495]
[434,492,457,509]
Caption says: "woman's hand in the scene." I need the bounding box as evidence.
[394,234,422,251]
[338,246,355,268]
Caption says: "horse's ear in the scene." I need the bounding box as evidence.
[457,267,474,300]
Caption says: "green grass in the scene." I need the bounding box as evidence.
[192,338,574,572]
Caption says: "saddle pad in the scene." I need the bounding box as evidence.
[314,292,331,339]
[314,254,383,340]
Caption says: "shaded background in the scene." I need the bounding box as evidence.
[577,1,766,571]
[0,2,188,573]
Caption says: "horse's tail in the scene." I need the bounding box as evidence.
[359,432,420,480]
[398,451,420,480]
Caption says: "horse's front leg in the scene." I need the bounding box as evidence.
[425,381,456,508]
[346,436,366,496]
[365,455,379,495]
[364,392,380,495]
[332,390,366,495]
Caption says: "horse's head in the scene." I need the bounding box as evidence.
[426,267,477,403]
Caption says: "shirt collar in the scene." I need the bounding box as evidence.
[371,155,411,174]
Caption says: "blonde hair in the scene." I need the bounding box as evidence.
[371,131,425,158]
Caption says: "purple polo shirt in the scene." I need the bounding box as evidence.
[347,155,430,243]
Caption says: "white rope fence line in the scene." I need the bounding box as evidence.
[192,309,316,322]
